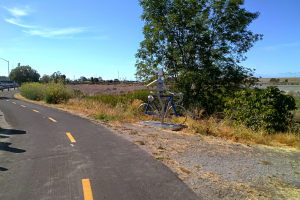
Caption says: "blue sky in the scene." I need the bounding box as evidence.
[243,0,300,78]
[0,0,299,80]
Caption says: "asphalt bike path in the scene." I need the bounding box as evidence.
[0,90,199,200]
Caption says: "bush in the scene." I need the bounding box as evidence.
[44,83,73,104]
[225,87,296,133]
[20,82,45,100]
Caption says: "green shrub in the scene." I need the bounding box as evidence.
[225,87,296,133]
[294,96,300,108]
[95,114,119,121]
[20,82,45,100]
[44,83,73,104]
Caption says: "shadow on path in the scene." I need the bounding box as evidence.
[0,129,27,153]
[0,129,26,135]
[0,167,8,171]
[0,142,26,153]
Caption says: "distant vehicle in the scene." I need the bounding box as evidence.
[0,79,19,90]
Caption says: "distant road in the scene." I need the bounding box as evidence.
[0,90,199,200]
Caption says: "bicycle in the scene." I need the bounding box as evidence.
[137,91,187,124]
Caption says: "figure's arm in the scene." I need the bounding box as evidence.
[146,79,158,88]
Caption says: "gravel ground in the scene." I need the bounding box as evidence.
[107,122,300,200]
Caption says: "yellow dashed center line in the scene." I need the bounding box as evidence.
[21,105,27,108]
[66,132,76,143]
[48,117,57,123]
[32,109,39,113]
[82,179,94,200]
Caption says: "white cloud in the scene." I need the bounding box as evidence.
[3,6,97,39]
[262,42,300,51]
[4,18,35,28]
[24,27,87,37]
[4,6,30,17]
[3,6,34,29]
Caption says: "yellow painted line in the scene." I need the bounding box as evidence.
[48,117,57,123]
[21,105,27,108]
[66,132,76,143]
[6,100,9,102]
[82,179,94,200]
[12,102,16,104]
[32,109,39,113]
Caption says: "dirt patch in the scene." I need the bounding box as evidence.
[68,83,146,95]
[109,122,300,200]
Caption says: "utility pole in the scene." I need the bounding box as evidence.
[0,57,9,77]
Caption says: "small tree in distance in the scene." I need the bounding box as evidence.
[9,65,40,85]
[40,75,51,83]
[50,71,66,83]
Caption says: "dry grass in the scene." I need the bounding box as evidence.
[56,98,146,122]
[16,93,300,150]
[185,116,300,149]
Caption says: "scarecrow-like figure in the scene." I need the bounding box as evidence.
[146,68,167,123]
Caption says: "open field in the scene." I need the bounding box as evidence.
[259,77,300,85]
[68,83,146,95]
[259,77,300,82]
[68,83,300,96]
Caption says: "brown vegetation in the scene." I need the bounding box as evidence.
[67,83,146,95]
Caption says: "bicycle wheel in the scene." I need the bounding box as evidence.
[137,103,160,121]
[165,105,187,125]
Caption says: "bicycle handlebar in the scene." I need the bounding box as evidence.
[148,90,182,96]
[167,91,183,97]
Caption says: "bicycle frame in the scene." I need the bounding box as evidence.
[144,95,179,116]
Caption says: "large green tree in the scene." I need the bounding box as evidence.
[9,66,40,85]
[136,0,262,114]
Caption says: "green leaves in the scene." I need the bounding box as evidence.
[136,0,262,114]
[9,66,40,85]
[225,87,297,133]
